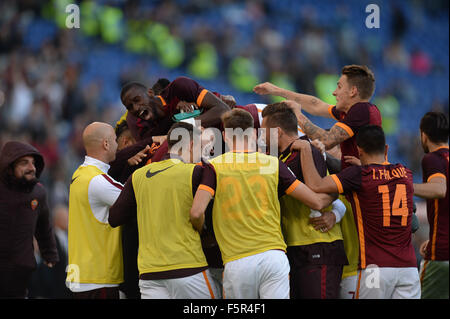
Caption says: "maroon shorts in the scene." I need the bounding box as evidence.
[287,240,347,299]
[72,287,120,299]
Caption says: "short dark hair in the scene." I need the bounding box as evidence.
[221,108,254,131]
[342,64,375,100]
[115,120,129,138]
[356,125,386,154]
[167,122,201,148]
[420,112,449,144]
[152,78,170,95]
[261,102,298,135]
[120,82,147,105]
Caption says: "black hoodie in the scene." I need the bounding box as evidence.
[0,141,59,271]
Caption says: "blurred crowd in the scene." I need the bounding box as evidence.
[0,0,448,298]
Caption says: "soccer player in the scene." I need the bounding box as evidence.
[291,125,420,299]
[413,112,449,299]
[190,108,336,299]
[260,102,348,299]
[120,76,230,141]
[108,122,219,299]
[254,64,382,169]
[66,122,124,299]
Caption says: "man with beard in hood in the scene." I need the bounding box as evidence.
[0,141,59,298]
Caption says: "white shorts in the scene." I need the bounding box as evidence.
[223,249,290,299]
[339,275,357,299]
[356,266,420,299]
[139,269,219,299]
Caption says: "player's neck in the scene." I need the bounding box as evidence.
[361,154,386,166]
[428,142,449,153]
[278,134,299,153]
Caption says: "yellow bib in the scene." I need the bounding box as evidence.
[67,165,123,284]
[132,158,207,274]
[210,152,286,264]
[339,195,359,278]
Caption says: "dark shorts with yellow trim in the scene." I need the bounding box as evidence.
[287,240,348,299]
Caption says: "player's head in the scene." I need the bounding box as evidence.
[333,65,375,112]
[261,102,298,151]
[120,82,160,122]
[115,121,136,151]
[419,111,449,153]
[221,108,256,150]
[150,78,170,96]
[82,122,118,163]
[167,122,202,163]
[356,125,387,162]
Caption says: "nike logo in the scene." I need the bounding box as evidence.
[146,165,174,178]
[71,176,79,184]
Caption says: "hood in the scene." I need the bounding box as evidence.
[0,141,45,180]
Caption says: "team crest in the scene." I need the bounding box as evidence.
[31,199,38,211]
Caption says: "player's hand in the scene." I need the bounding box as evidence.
[44,261,55,268]
[343,155,361,166]
[290,139,310,152]
[311,139,326,154]
[177,101,198,112]
[253,82,280,95]
[309,211,336,232]
[220,95,236,108]
[419,240,429,258]
[127,145,151,166]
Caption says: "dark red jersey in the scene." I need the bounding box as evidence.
[331,162,416,269]
[329,102,382,170]
[421,146,449,261]
[127,77,209,141]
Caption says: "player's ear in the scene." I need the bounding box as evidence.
[147,88,154,96]
[350,85,358,98]
[384,144,389,161]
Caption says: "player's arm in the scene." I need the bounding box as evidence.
[253,82,331,117]
[413,175,447,199]
[190,187,213,233]
[287,181,337,211]
[291,139,340,193]
[109,176,136,228]
[295,111,351,150]
[196,91,231,127]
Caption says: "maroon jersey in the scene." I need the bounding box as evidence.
[421,146,449,261]
[331,162,416,269]
[329,102,382,169]
[127,77,209,141]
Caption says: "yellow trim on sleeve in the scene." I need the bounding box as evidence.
[427,173,446,182]
[330,174,344,194]
[335,122,354,137]
[285,180,301,195]
[196,89,209,107]
[198,184,215,196]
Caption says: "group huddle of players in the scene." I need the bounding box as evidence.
[66,64,449,299]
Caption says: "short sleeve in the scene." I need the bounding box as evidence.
[278,160,300,197]
[422,153,448,182]
[168,77,207,105]
[332,165,362,194]
[198,162,216,196]
[337,103,371,137]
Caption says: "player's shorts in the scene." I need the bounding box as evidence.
[339,274,357,299]
[355,266,420,299]
[223,249,290,299]
[139,269,219,299]
[420,259,449,299]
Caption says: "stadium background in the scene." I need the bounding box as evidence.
[0,0,448,298]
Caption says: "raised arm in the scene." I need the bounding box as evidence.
[288,181,336,211]
[253,82,331,118]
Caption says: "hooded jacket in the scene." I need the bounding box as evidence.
[0,141,59,271]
